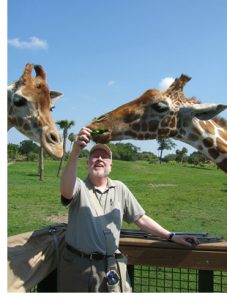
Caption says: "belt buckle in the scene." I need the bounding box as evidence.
[90,252,100,260]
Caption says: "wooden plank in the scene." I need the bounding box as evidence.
[119,238,227,271]
[120,246,227,271]
[120,237,227,251]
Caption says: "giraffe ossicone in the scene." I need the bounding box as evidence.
[88,74,227,173]
[8,63,64,159]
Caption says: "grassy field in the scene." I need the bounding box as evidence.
[8,159,227,238]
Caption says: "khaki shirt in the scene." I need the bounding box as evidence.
[63,177,145,254]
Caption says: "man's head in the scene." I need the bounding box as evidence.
[88,144,112,178]
[89,144,112,160]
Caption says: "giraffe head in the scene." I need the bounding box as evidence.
[8,63,64,159]
[88,74,227,144]
[88,75,227,172]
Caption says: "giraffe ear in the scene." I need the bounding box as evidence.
[180,103,227,120]
[50,90,63,101]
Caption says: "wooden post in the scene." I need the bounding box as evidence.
[198,270,214,292]
[127,265,134,291]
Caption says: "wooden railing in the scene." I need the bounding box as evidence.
[119,238,227,292]
[9,224,226,292]
[36,237,227,292]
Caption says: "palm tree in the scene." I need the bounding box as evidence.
[157,138,176,164]
[68,132,76,151]
[56,120,75,176]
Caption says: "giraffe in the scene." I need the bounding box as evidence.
[8,63,64,159]
[88,74,227,173]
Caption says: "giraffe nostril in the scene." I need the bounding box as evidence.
[48,132,60,144]
[51,134,58,143]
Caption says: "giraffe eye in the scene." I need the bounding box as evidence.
[152,102,169,113]
[13,95,28,107]
[50,105,55,112]
[96,114,108,122]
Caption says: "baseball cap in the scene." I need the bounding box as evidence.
[89,144,112,159]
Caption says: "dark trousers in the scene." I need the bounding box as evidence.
[59,246,108,292]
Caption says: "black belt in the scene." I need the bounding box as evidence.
[66,244,123,260]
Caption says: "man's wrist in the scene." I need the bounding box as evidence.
[168,232,175,241]
[71,142,82,155]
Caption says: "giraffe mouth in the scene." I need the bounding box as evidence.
[91,130,111,143]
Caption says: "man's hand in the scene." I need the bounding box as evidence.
[74,127,92,149]
[171,234,200,247]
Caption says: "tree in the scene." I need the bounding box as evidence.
[157,139,176,164]
[163,153,177,163]
[175,147,188,163]
[188,151,207,165]
[109,143,140,161]
[38,146,44,180]
[19,140,39,161]
[56,120,75,176]
[137,151,158,162]
[8,143,20,161]
[68,132,76,151]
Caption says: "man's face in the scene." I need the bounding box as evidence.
[88,149,112,178]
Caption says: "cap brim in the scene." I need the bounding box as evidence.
[89,144,112,159]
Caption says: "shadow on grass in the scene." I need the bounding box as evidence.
[183,165,214,171]
[27,173,39,177]
[221,183,227,193]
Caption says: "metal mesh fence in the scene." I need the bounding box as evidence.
[132,265,227,293]
[30,267,227,293]
[213,271,227,292]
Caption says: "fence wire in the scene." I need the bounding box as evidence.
[29,267,227,293]
[132,265,227,293]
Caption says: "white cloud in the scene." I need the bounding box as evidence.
[158,77,175,91]
[8,36,48,50]
[107,80,116,87]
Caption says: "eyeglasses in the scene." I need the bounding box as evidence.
[89,155,111,161]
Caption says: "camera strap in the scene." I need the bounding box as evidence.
[88,188,119,256]
[88,188,122,290]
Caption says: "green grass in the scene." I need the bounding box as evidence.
[8,159,227,238]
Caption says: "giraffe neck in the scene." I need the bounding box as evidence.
[178,118,227,172]
[7,85,16,130]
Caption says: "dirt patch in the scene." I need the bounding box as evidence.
[148,183,177,189]
[46,214,68,224]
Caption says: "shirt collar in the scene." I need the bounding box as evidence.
[84,176,116,192]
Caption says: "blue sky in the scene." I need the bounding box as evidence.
[7,0,227,155]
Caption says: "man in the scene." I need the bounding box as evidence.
[59,127,199,292]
